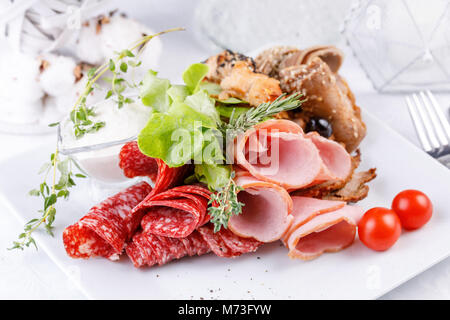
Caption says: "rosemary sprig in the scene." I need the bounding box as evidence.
[208,171,244,232]
[220,92,305,138]
[9,151,86,250]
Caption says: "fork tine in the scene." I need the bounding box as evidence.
[412,93,441,150]
[420,91,449,147]
[406,96,433,153]
[426,90,450,140]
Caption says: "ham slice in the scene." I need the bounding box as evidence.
[282,196,364,260]
[306,132,352,182]
[228,174,293,242]
[235,119,352,190]
[235,119,323,190]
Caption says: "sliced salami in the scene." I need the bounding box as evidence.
[217,228,262,254]
[119,141,158,180]
[197,224,238,258]
[119,141,191,198]
[126,223,262,268]
[126,230,210,268]
[135,185,211,238]
[63,181,152,260]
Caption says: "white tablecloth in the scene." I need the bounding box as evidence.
[1,0,450,300]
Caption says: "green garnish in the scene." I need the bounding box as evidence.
[207,171,244,233]
[11,28,184,250]
[9,152,85,250]
[220,92,304,138]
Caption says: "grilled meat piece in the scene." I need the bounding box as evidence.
[219,61,282,106]
[204,49,256,83]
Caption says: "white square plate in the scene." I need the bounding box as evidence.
[1,110,450,299]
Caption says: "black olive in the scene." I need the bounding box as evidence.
[305,117,333,138]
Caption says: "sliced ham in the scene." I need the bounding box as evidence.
[282,196,364,260]
[235,119,352,190]
[227,174,293,242]
[235,119,323,190]
[306,132,352,182]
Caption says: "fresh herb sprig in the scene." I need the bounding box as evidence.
[10,28,184,250]
[9,151,86,250]
[220,92,304,138]
[208,171,244,232]
[70,27,184,138]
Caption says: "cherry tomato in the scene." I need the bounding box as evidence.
[392,189,433,230]
[358,207,401,251]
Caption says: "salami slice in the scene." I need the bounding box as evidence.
[119,141,191,198]
[217,228,262,254]
[63,181,152,260]
[197,224,239,258]
[135,185,211,238]
[119,141,158,180]
[126,223,262,268]
[126,231,210,268]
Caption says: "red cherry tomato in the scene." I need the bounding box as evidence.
[392,189,433,230]
[358,207,401,251]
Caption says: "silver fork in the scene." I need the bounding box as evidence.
[405,90,450,168]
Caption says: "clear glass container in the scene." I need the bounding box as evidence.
[342,0,450,92]
[194,0,354,52]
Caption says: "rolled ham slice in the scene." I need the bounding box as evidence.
[235,119,323,190]
[306,132,352,182]
[282,196,364,260]
[228,174,293,242]
[235,119,352,190]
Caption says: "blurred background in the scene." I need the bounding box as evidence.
[1,0,450,299]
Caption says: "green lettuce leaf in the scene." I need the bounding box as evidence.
[138,101,223,167]
[182,63,209,94]
[167,84,189,103]
[199,81,222,96]
[184,90,220,124]
[140,70,171,112]
[194,164,231,190]
[217,97,247,104]
[216,105,249,119]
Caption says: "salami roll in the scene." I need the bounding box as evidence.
[136,185,211,238]
[126,230,211,268]
[126,224,262,268]
[119,141,158,180]
[63,182,152,260]
[119,141,191,197]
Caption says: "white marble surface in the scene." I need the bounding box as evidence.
[0,0,450,300]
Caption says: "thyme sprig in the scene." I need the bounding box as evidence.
[10,28,184,250]
[70,27,184,138]
[9,151,86,250]
[208,171,244,233]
